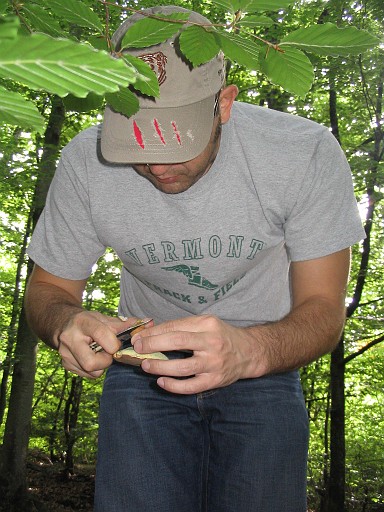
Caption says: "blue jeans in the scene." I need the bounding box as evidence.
[95,360,309,512]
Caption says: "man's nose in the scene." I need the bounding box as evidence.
[146,164,171,176]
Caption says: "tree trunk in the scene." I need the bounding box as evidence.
[49,372,68,462]
[327,336,346,512]
[324,63,347,512]
[319,390,331,512]
[0,219,32,426]
[63,376,83,477]
[0,96,65,511]
[0,304,39,511]
[326,65,383,512]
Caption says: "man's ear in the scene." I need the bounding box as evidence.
[219,85,239,124]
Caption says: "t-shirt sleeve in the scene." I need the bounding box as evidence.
[27,146,106,280]
[284,129,366,261]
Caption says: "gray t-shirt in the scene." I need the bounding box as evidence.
[27,102,365,327]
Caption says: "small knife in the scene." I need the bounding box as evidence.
[89,318,152,353]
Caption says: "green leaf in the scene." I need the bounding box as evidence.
[280,23,380,56]
[210,0,293,15]
[22,4,63,38]
[0,16,20,39]
[0,33,139,98]
[259,46,314,98]
[105,88,139,118]
[42,0,103,34]
[240,0,294,11]
[120,13,190,49]
[237,14,274,27]
[63,92,104,113]
[89,35,109,51]
[210,0,238,14]
[179,26,220,66]
[121,54,160,97]
[217,31,261,70]
[0,86,45,131]
[0,1,8,16]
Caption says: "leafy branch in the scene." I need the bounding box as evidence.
[0,0,380,132]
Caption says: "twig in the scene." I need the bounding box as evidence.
[96,0,281,54]
[343,333,384,365]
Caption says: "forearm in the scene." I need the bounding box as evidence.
[245,296,346,377]
[25,281,84,349]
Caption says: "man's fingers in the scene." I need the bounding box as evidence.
[61,358,106,379]
[132,330,206,354]
[57,312,150,378]
[59,334,114,376]
[141,354,202,377]
[88,317,152,354]
[133,315,211,339]
[156,374,213,395]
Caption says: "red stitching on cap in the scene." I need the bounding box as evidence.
[171,122,182,145]
[153,119,166,145]
[133,121,144,149]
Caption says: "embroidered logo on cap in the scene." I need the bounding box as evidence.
[139,51,167,85]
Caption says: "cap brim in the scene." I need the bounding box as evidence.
[100,95,215,164]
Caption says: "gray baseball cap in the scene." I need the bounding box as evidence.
[100,6,225,164]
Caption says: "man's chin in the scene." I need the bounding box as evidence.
[149,177,191,194]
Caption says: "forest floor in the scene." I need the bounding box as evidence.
[27,455,94,512]
[25,456,321,512]
[24,451,324,512]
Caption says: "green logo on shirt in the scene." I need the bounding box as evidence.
[162,265,218,290]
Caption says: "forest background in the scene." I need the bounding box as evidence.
[0,0,383,511]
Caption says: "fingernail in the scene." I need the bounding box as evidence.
[132,337,142,350]
[141,359,150,372]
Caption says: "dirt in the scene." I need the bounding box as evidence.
[26,459,94,512]
[21,452,322,512]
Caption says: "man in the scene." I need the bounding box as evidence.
[25,5,365,512]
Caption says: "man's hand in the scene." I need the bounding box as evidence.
[131,315,258,394]
[132,249,351,395]
[24,264,146,379]
[57,310,141,379]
